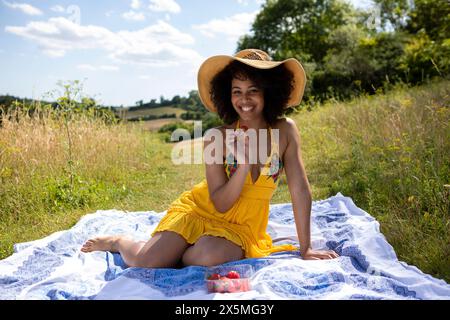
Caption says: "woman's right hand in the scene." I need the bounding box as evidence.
[226,129,250,167]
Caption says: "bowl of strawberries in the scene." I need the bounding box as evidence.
[205,265,253,293]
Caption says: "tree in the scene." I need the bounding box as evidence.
[237,0,354,63]
[405,0,450,41]
[319,26,406,97]
[399,31,450,82]
[81,97,96,109]
[186,90,203,112]
[171,95,181,105]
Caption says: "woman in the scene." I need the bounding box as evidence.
[81,49,339,267]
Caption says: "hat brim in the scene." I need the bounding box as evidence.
[197,55,307,113]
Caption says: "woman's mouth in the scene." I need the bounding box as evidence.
[240,106,254,112]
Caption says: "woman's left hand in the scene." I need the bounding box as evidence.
[301,247,339,260]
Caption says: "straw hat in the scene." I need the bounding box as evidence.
[197,48,307,113]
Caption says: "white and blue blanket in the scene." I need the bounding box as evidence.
[1,193,449,300]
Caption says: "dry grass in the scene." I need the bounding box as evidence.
[0,104,203,258]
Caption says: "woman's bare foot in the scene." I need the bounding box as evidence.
[80,235,122,253]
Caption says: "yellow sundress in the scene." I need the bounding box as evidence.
[151,120,298,258]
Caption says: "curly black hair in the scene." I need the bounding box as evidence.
[210,60,294,125]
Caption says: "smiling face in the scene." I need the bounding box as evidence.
[231,77,265,121]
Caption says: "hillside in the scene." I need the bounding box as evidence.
[118,106,186,123]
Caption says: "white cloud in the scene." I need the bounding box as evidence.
[236,0,249,5]
[111,43,201,67]
[100,65,119,71]
[122,10,146,21]
[116,20,194,46]
[193,11,257,41]
[5,17,202,67]
[5,18,110,54]
[124,0,180,23]
[77,64,96,71]
[77,64,119,72]
[3,1,42,15]
[148,0,180,14]
[111,21,200,66]
[50,5,65,13]
[42,49,65,57]
[139,75,151,79]
[236,0,265,5]
[131,0,141,10]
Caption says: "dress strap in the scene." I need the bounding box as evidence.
[268,125,275,159]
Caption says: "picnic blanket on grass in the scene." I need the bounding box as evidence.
[1,192,449,300]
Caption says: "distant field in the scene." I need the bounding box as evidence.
[140,118,182,131]
[120,106,186,120]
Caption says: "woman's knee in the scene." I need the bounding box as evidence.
[130,231,190,268]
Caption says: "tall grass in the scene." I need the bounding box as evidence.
[0,80,448,282]
[274,80,449,281]
[0,103,203,259]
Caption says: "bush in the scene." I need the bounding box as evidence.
[400,31,450,82]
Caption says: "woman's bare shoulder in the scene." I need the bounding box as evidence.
[272,117,300,158]
[272,117,298,136]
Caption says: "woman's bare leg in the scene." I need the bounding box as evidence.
[181,235,244,267]
[81,231,190,268]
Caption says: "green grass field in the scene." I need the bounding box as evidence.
[0,80,448,282]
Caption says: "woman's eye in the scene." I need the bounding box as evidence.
[232,91,241,95]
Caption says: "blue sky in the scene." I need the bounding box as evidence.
[0,0,372,107]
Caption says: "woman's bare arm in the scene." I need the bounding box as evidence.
[282,118,313,256]
[203,128,250,213]
[283,118,339,259]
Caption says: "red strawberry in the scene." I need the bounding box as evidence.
[208,273,220,280]
[226,271,240,279]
